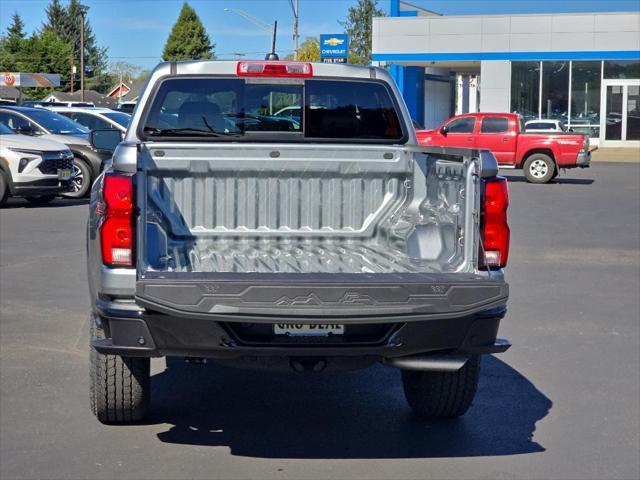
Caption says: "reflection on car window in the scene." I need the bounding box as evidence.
[142,77,404,142]
[103,111,131,128]
[0,122,14,134]
[23,109,88,135]
[447,117,475,133]
[0,112,32,131]
[481,117,509,133]
[71,112,110,130]
[305,80,402,139]
[144,78,302,135]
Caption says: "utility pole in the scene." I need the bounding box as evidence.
[70,56,74,94]
[289,0,299,60]
[80,11,85,101]
[118,70,123,105]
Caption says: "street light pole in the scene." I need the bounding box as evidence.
[223,8,277,57]
[80,11,84,101]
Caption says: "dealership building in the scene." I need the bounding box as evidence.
[373,1,640,147]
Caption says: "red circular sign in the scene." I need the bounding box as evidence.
[3,72,15,86]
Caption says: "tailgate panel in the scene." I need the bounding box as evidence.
[136,273,508,320]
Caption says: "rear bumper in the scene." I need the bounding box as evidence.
[91,297,510,362]
[576,151,591,168]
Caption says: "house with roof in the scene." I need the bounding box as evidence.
[107,81,130,99]
[0,86,20,103]
[41,90,117,108]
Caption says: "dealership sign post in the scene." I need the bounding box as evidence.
[320,34,349,64]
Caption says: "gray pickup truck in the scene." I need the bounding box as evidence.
[87,60,511,424]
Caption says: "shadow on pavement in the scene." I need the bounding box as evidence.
[502,175,594,185]
[152,356,551,458]
[1,197,89,209]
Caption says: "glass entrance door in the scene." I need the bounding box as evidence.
[604,85,623,140]
[626,85,640,141]
[602,81,640,144]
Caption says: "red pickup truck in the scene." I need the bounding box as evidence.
[416,113,592,183]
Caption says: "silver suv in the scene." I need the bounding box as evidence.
[0,122,73,205]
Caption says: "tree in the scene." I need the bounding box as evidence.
[109,61,141,83]
[41,0,69,37]
[40,0,109,92]
[0,13,26,70]
[107,61,146,94]
[16,30,73,99]
[339,0,384,65]
[162,2,215,61]
[284,37,319,62]
[5,13,26,54]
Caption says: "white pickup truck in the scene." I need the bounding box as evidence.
[86,60,511,424]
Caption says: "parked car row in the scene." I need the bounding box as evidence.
[0,104,131,205]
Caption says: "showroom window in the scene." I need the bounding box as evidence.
[510,61,540,122]
[511,60,608,138]
[604,60,640,80]
[541,61,569,121]
[570,61,602,138]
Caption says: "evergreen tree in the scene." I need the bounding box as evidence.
[162,2,215,61]
[42,0,69,37]
[5,13,26,54]
[12,30,73,99]
[40,0,109,92]
[339,0,384,65]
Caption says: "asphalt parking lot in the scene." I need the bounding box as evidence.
[1,162,639,480]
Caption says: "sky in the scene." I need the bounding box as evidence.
[0,0,638,71]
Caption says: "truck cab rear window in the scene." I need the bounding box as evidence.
[141,77,404,142]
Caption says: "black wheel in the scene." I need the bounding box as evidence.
[401,355,480,418]
[523,153,556,184]
[89,320,150,424]
[25,195,56,205]
[61,158,91,198]
[0,170,8,206]
[551,168,559,180]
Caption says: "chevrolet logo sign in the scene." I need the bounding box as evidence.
[323,37,345,47]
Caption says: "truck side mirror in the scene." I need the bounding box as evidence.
[440,125,449,135]
[91,129,123,153]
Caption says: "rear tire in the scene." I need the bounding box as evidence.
[0,171,8,206]
[401,355,480,418]
[523,153,556,184]
[61,158,91,198]
[25,195,56,205]
[89,320,150,424]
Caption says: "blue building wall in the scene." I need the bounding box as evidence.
[388,0,425,124]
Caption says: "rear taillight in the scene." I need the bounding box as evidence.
[582,136,589,152]
[100,172,134,267]
[236,61,313,78]
[480,177,510,269]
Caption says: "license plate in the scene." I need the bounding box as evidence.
[58,168,71,179]
[274,323,345,336]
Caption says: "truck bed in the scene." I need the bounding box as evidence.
[138,143,478,276]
